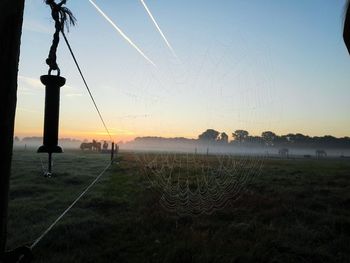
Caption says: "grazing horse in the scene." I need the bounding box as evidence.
[344,0,350,53]
[316,150,327,159]
[278,148,289,158]
[92,140,101,152]
[80,142,93,151]
[80,140,101,151]
[103,141,108,150]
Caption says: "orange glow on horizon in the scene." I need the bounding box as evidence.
[14,130,135,142]
[14,127,350,143]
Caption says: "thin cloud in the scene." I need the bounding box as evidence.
[16,107,40,114]
[65,93,83,97]
[18,75,42,89]
[23,19,51,34]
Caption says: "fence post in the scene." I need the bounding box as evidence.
[111,142,115,163]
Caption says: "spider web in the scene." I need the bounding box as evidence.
[136,153,263,216]
[130,31,277,216]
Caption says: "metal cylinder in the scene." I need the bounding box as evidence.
[37,75,65,154]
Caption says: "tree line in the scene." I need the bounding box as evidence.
[197,129,350,148]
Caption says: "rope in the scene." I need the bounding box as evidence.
[30,161,112,250]
[46,0,112,140]
[61,31,113,141]
[45,0,76,75]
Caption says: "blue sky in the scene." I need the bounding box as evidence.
[16,0,350,141]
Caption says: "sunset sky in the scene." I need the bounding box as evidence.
[16,0,350,142]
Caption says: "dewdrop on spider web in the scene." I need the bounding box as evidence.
[136,152,263,217]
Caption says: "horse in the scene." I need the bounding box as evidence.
[102,141,108,150]
[80,142,93,151]
[278,148,289,158]
[92,140,101,152]
[80,140,101,151]
[316,149,327,159]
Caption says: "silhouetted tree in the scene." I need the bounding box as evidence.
[198,129,220,141]
[232,130,249,143]
[129,131,350,149]
[285,133,295,143]
[247,135,264,145]
[295,133,309,143]
[217,132,229,144]
[261,131,277,146]
[274,135,289,144]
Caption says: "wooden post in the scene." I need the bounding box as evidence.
[344,0,350,54]
[111,142,114,162]
[0,0,25,252]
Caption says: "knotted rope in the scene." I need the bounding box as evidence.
[44,0,76,75]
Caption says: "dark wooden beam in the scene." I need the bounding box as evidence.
[0,0,25,252]
[344,0,350,54]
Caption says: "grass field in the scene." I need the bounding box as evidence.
[6,150,350,262]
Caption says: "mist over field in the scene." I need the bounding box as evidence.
[14,130,350,158]
[13,137,82,150]
[123,139,350,157]
[124,142,350,158]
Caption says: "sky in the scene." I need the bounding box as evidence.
[16,0,350,142]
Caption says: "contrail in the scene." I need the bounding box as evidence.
[140,0,177,58]
[88,0,156,67]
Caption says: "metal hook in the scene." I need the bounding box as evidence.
[48,68,60,76]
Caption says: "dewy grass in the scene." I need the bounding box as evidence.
[6,150,350,263]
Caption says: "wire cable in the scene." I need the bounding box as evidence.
[30,161,112,249]
[61,31,113,141]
